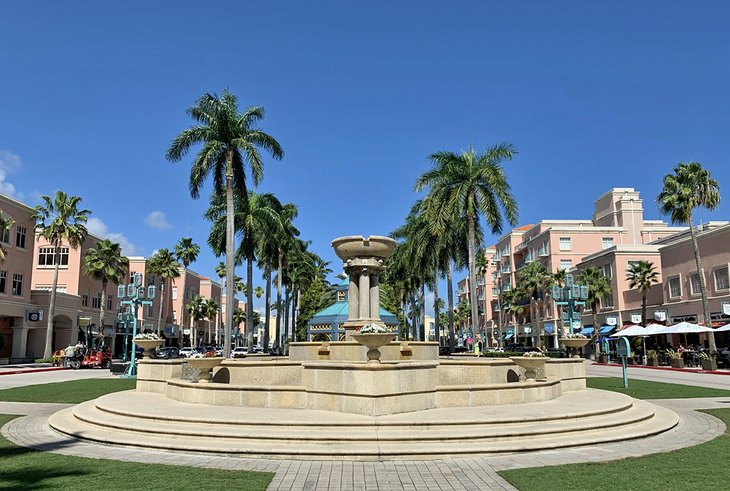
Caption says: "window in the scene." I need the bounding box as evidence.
[559,237,571,251]
[15,226,26,248]
[601,294,614,308]
[668,277,681,298]
[0,222,10,243]
[37,247,69,266]
[627,260,641,271]
[172,286,178,300]
[0,270,5,293]
[714,266,729,291]
[601,237,614,249]
[146,305,153,317]
[107,297,113,310]
[602,264,613,278]
[559,259,572,271]
[92,293,102,309]
[689,272,703,296]
[82,293,89,307]
[11,273,22,296]
[538,241,549,256]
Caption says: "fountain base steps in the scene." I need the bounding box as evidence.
[48,388,678,461]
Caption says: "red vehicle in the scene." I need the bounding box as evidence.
[80,348,112,369]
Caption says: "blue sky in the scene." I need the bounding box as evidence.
[2,2,730,313]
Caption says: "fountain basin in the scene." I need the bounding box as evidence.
[332,235,396,260]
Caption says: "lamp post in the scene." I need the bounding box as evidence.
[117,272,156,378]
[552,273,589,336]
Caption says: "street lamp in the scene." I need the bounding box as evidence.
[117,272,156,377]
[552,273,589,336]
[116,306,134,362]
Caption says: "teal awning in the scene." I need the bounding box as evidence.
[598,325,616,335]
[580,327,594,336]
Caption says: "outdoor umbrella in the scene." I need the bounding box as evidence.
[653,321,714,335]
[713,323,730,332]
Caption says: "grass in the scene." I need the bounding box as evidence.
[0,413,273,490]
[499,408,730,491]
[586,376,730,399]
[0,378,137,403]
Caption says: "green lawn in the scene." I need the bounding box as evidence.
[0,414,273,490]
[587,376,730,399]
[0,378,137,403]
[499,407,730,491]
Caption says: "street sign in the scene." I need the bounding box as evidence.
[552,285,562,300]
[565,273,574,288]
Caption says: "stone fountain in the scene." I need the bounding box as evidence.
[47,234,679,461]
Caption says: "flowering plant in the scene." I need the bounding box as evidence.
[359,323,389,334]
[523,351,546,357]
[134,332,161,340]
[189,350,216,359]
[563,333,587,339]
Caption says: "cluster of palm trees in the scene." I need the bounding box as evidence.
[167,89,331,356]
[384,144,519,349]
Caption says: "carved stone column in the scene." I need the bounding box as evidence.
[369,274,380,320]
[348,272,359,321]
[359,269,370,320]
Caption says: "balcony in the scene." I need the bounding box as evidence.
[514,242,527,252]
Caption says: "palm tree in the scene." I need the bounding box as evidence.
[166,89,284,358]
[32,191,90,358]
[83,239,128,333]
[186,295,207,348]
[626,260,660,328]
[174,237,200,269]
[658,162,721,353]
[206,191,283,352]
[147,248,180,336]
[517,261,549,347]
[204,298,219,344]
[0,211,14,264]
[274,203,299,351]
[415,144,518,353]
[579,267,613,353]
[501,287,526,342]
[232,306,246,346]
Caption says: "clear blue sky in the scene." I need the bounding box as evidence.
[2,1,729,313]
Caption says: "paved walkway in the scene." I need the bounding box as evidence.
[1,396,727,491]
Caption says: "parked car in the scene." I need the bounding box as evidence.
[156,347,179,359]
[178,347,194,358]
[231,347,248,358]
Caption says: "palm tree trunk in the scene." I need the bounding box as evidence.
[246,256,254,351]
[420,284,426,341]
[689,218,717,353]
[641,293,647,328]
[447,261,455,351]
[156,279,165,336]
[224,154,235,359]
[284,287,291,347]
[433,261,440,345]
[275,252,283,352]
[467,214,479,351]
[44,244,61,359]
[592,303,599,359]
[409,292,417,341]
[264,264,271,352]
[100,279,108,337]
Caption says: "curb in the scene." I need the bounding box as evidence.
[594,362,730,376]
[0,367,66,376]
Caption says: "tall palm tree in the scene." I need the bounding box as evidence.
[658,162,721,353]
[626,260,660,328]
[32,191,90,358]
[232,307,246,346]
[416,144,518,353]
[147,248,181,336]
[174,237,200,269]
[517,261,549,347]
[206,190,283,351]
[579,266,613,353]
[83,239,128,333]
[274,203,299,351]
[501,287,526,341]
[166,89,284,358]
[0,211,14,264]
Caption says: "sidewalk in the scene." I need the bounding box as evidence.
[593,361,730,376]
[0,363,65,376]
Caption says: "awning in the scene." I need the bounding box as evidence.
[503,333,514,340]
[579,327,594,337]
[598,325,616,335]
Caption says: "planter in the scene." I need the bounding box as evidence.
[597,354,607,364]
[133,339,164,359]
[670,358,684,369]
[702,359,718,371]
[186,357,225,382]
[647,357,658,366]
[352,333,396,363]
[559,338,590,358]
[509,356,548,381]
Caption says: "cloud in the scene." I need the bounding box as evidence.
[86,217,138,255]
[144,210,172,230]
[0,149,22,198]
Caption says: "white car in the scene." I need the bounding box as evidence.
[178,347,194,358]
[231,347,248,358]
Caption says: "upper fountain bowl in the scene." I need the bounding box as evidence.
[332,235,397,261]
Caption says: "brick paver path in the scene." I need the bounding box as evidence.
[1,397,728,490]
